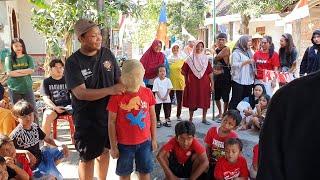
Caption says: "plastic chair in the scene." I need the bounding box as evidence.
[53,114,75,144]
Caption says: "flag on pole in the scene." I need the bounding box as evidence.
[156,1,168,46]
[284,0,309,23]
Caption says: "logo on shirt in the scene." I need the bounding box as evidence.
[81,68,93,80]
[103,60,112,71]
[256,59,267,64]
[12,124,41,149]
[223,168,240,180]
[186,151,192,156]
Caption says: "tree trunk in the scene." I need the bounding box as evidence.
[64,33,73,59]
[240,14,250,35]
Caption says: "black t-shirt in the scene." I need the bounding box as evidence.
[64,48,120,132]
[257,71,320,180]
[214,47,231,85]
[9,123,46,162]
[40,76,71,107]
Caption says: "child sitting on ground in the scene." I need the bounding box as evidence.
[204,110,242,179]
[152,65,173,128]
[0,156,9,180]
[108,60,157,179]
[157,121,209,179]
[0,134,30,179]
[239,94,270,130]
[214,138,249,180]
[250,143,259,179]
[9,100,69,179]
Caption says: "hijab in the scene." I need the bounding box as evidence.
[233,35,253,58]
[167,43,186,63]
[311,29,320,50]
[140,40,165,79]
[186,41,209,79]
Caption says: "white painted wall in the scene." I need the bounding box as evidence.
[17,0,45,54]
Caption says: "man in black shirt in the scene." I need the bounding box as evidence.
[40,59,71,140]
[64,19,125,180]
[257,71,320,179]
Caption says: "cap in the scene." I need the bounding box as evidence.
[252,33,263,39]
[74,19,98,37]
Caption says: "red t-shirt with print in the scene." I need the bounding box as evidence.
[253,51,280,80]
[107,86,156,145]
[204,127,238,161]
[162,137,205,164]
[214,156,249,180]
[253,144,259,166]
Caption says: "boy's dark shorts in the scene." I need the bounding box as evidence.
[74,127,110,161]
[214,84,231,102]
[168,152,193,178]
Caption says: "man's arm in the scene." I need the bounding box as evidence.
[4,157,29,179]
[42,96,65,113]
[156,149,177,179]
[190,153,209,180]
[71,83,125,101]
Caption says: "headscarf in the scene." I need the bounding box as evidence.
[186,41,209,79]
[140,40,165,79]
[233,35,253,58]
[311,29,320,50]
[167,43,186,63]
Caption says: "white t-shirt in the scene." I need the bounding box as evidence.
[152,77,173,104]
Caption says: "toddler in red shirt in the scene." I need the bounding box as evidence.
[157,121,209,179]
[204,110,242,178]
[214,138,249,180]
[108,60,157,179]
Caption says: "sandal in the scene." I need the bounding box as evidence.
[157,122,162,128]
[202,120,211,125]
[163,120,172,127]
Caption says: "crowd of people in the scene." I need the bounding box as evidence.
[0,17,319,179]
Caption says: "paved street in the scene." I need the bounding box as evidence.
[55,103,259,179]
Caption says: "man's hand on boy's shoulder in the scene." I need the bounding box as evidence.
[109,83,126,95]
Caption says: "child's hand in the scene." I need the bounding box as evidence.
[26,151,37,168]
[161,97,167,101]
[4,157,15,168]
[61,144,69,158]
[110,147,119,159]
[151,140,158,152]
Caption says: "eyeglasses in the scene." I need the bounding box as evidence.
[261,41,268,44]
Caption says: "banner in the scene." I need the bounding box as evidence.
[263,69,295,84]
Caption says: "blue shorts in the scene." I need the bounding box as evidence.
[33,146,64,180]
[116,140,153,176]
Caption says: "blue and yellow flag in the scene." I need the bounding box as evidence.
[156,1,168,46]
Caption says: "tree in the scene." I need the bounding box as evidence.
[230,0,296,34]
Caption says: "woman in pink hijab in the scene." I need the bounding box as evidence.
[182,41,214,124]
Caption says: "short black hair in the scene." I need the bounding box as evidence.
[223,110,242,126]
[0,134,12,147]
[225,138,243,151]
[0,156,5,164]
[175,121,196,137]
[12,100,34,117]
[49,59,64,68]
[157,64,166,74]
[260,94,271,104]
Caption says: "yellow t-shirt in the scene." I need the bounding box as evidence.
[0,108,17,135]
[169,59,185,91]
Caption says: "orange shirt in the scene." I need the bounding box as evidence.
[0,108,17,135]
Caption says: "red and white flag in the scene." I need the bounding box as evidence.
[284,0,309,22]
[263,70,295,84]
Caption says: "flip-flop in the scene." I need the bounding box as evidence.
[157,122,162,128]
[163,120,172,127]
[202,120,211,125]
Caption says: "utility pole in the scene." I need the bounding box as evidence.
[212,0,216,121]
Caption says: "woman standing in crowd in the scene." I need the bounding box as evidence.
[300,29,320,75]
[140,40,167,90]
[212,33,231,119]
[229,35,255,110]
[253,36,280,96]
[279,33,298,74]
[4,38,35,108]
[167,43,186,121]
[182,41,213,124]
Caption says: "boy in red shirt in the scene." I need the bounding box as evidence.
[204,110,241,178]
[157,121,209,179]
[214,138,249,180]
[108,60,157,179]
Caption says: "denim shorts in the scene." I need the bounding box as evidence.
[33,146,64,180]
[116,140,153,176]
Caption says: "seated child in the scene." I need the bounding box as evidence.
[214,138,249,180]
[0,156,9,180]
[9,100,69,179]
[108,60,157,179]
[157,121,209,179]
[240,94,270,130]
[250,144,259,179]
[204,110,242,178]
[153,65,173,128]
[0,134,30,179]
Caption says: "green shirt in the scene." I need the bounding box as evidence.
[5,55,34,93]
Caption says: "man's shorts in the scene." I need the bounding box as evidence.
[116,140,153,176]
[214,84,231,102]
[74,127,110,161]
[33,146,64,180]
[168,152,193,178]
